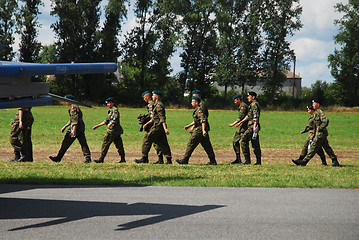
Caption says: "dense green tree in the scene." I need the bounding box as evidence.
[177,0,218,99]
[328,0,359,106]
[0,0,18,61]
[259,0,302,104]
[38,44,58,63]
[17,0,43,63]
[98,0,127,62]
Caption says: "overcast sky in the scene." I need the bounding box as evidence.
[14,0,348,87]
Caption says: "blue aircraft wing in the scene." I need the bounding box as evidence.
[0,61,118,109]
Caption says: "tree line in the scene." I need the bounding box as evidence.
[1,0,358,107]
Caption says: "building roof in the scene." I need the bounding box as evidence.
[285,70,301,79]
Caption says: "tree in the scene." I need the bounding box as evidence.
[0,0,18,61]
[328,0,359,106]
[17,0,43,63]
[38,44,58,63]
[98,0,127,62]
[177,0,218,99]
[259,0,302,104]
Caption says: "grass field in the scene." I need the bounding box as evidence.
[0,106,358,188]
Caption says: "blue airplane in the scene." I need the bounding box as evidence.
[0,61,118,109]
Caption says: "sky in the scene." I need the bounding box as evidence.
[14,0,348,88]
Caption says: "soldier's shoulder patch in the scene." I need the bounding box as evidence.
[240,107,243,109]
[114,111,118,114]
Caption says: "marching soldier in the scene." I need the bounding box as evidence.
[93,97,125,163]
[176,96,217,165]
[138,91,164,164]
[188,90,209,133]
[293,105,327,165]
[293,100,339,167]
[135,90,172,164]
[9,107,34,162]
[49,94,91,163]
[228,94,248,164]
[236,91,262,165]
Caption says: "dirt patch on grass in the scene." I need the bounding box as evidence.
[1,148,358,165]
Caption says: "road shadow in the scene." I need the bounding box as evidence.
[0,196,224,231]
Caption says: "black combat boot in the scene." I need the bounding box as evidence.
[84,156,92,163]
[134,156,149,163]
[154,154,164,164]
[331,158,340,167]
[165,157,172,164]
[292,159,308,166]
[49,155,62,162]
[240,155,251,165]
[9,151,21,162]
[206,157,217,165]
[231,153,241,164]
[176,157,189,165]
[94,155,105,163]
[118,155,126,163]
[320,157,327,166]
[254,157,261,165]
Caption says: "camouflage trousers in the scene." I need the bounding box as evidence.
[101,131,125,157]
[184,127,215,159]
[10,123,33,159]
[57,130,91,158]
[233,130,245,154]
[303,132,336,162]
[300,135,325,160]
[142,124,171,158]
[241,127,261,160]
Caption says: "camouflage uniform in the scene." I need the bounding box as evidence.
[241,101,261,164]
[100,106,125,158]
[141,100,171,159]
[56,104,91,160]
[298,113,326,164]
[146,100,163,157]
[10,107,34,161]
[183,105,215,162]
[233,102,248,154]
[302,109,338,165]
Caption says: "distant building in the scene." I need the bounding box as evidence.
[214,70,302,98]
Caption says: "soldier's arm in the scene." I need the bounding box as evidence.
[229,120,240,127]
[202,122,207,136]
[18,109,24,129]
[317,113,329,132]
[185,121,195,130]
[61,121,71,133]
[93,121,106,130]
[162,122,170,135]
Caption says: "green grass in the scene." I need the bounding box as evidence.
[0,106,358,188]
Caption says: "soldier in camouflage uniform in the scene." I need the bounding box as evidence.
[138,91,164,164]
[93,97,125,163]
[293,100,339,167]
[49,94,91,163]
[9,107,34,162]
[135,90,172,164]
[293,105,327,165]
[237,92,262,165]
[176,96,217,165]
[188,90,209,133]
[228,94,248,164]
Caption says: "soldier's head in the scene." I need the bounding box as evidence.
[142,90,151,103]
[233,94,242,105]
[307,105,314,114]
[192,89,201,98]
[64,94,75,106]
[152,90,161,102]
[312,99,320,110]
[191,96,201,108]
[105,97,115,108]
[247,92,257,103]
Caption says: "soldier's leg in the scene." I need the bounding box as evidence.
[113,134,126,163]
[176,131,201,164]
[251,134,261,165]
[135,130,154,163]
[240,129,252,164]
[232,131,242,164]
[76,131,91,157]
[57,132,76,158]
[153,132,172,164]
[200,135,216,165]
[299,138,310,160]
[316,147,327,165]
[294,134,324,166]
[153,142,164,164]
[321,136,339,166]
[18,127,32,162]
[10,123,22,154]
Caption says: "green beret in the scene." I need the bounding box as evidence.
[65,94,75,100]
[192,96,201,103]
[192,90,201,95]
[233,94,242,100]
[142,90,150,97]
[105,97,114,103]
[152,90,162,96]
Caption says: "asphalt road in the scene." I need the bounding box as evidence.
[0,184,358,240]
